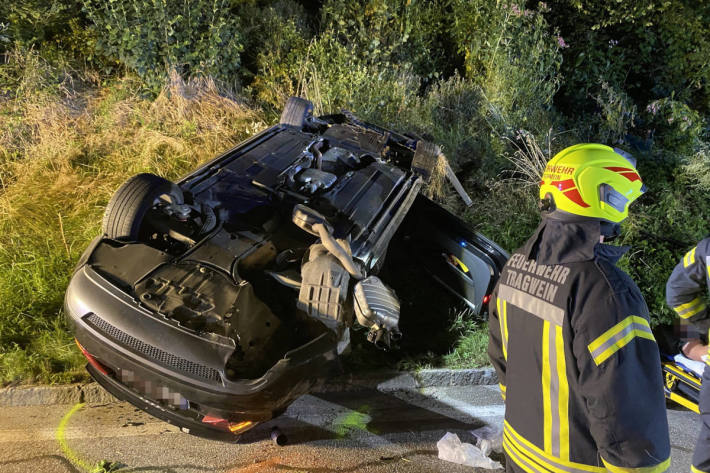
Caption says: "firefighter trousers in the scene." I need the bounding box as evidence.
[694,364,710,473]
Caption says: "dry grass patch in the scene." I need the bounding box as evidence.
[0,69,266,384]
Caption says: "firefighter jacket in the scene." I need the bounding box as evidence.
[489,216,671,473]
[665,237,710,338]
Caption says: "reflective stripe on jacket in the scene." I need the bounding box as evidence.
[489,217,671,473]
[666,238,710,473]
[666,238,710,337]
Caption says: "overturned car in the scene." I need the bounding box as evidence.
[65,98,508,440]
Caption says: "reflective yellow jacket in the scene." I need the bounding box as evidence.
[666,237,710,339]
[489,217,670,473]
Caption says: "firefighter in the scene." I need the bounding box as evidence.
[666,239,710,473]
[489,144,671,473]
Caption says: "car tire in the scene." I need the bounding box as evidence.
[279,97,314,128]
[102,173,182,240]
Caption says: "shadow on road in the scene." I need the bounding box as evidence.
[0,455,83,473]
[239,385,493,446]
[0,383,504,473]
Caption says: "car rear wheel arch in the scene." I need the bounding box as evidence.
[102,173,183,240]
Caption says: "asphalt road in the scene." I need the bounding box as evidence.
[0,385,699,473]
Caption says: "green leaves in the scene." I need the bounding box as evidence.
[447,0,564,138]
[82,0,244,91]
[0,0,84,51]
[546,0,710,117]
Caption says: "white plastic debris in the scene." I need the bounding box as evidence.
[437,432,503,469]
[471,424,504,456]
[674,353,706,377]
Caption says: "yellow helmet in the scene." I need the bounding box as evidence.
[539,144,646,223]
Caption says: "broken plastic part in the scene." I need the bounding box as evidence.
[437,432,502,469]
[470,424,504,456]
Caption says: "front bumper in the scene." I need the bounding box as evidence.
[66,265,338,436]
[84,362,246,441]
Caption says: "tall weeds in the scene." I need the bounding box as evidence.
[503,129,554,187]
[0,55,264,384]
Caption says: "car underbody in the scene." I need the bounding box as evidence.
[65,98,508,440]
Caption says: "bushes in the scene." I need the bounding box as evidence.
[0,0,84,50]
[249,0,447,124]
[243,0,313,108]
[450,0,563,132]
[1,0,710,380]
[320,0,453,83]
[399,73,515,183]
[644,98,705,155]
[591,82,638,145]
[546,0,710,115]
[83,0,244,90]
[293,35,420,123]
[683,146,710,192]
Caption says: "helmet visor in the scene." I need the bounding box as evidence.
[599,183,630,213]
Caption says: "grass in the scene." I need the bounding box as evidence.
[0,54,502,386]
[0,58,267,384]
[2,1,707,387]
[441,321,491,370]
[390,315,491,372]
[345,308,492,373]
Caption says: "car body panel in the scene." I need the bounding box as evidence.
[65,104,508,439]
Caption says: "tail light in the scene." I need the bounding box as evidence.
[75,339,110,375]
[201,415,253,434]
[482,294,491,305]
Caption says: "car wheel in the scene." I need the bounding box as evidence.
[102,173,183,240]
[279,97,314,128]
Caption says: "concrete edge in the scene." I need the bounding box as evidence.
[0,383,118,407]
[0,367,498,407]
